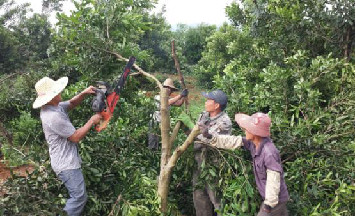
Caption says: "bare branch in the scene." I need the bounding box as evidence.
[171,40,189,110]
[0,72,22,84]
[97,48,163,90]
[169,121,181,147]
[166,125,200,168]
[171,40,186,89]
[109,194,122,216]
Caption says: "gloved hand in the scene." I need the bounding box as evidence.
[177,111,194,130]
[198,123,212,139]
[180,89,189,97]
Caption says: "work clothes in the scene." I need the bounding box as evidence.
[193,111,232,215]
[58,169,88,216]
[147,126,160,150]
[257,201,288,216]
[40,101,81,175]
[152,95,171,123]
[243,137,289,204]
[148,94,173,149]
[209,135,289,213]
[40,101,87,215]
[147,95,169,149]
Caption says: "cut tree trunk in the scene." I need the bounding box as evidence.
[158,125,200,213]
[101,49,200,214]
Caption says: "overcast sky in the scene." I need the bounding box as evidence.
[16,0,234,28]
[153,0,234,27]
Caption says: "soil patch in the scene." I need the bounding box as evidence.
[0,157,35,196]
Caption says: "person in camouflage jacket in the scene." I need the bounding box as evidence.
[193,90,232,216]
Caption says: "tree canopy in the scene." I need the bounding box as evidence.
[0,0,354,215]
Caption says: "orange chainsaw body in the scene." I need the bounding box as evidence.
[93,56,135,132]
[95,90,120,132]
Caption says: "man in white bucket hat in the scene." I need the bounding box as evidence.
[33,76,102,215]
[199,112,289,216]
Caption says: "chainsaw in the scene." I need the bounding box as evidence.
[92,56,136,132]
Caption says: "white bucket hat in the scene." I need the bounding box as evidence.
[33,77,68,109]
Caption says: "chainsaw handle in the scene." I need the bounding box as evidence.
[94,110,113,132]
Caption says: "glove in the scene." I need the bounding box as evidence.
[177,111,194,130]
[198,123,212,139]
[180,89,189,97]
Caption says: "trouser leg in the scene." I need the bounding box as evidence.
[148,133,159,149]
[193,188,213,216]
[257,202,288,216]
[58,169,88,216]
[147,119,159,150]
[206,184,221,212]
[193,166,214,216]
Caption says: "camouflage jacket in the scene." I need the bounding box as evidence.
[194,111,232,151]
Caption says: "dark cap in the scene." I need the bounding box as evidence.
[202,89,228,108]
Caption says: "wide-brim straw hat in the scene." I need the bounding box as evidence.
[33,77,68,109]
[235,112,271,137]
[163,78,178,91]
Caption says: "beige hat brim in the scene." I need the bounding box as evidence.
[163,85,178,91]
[33,77,68,109]
[163,84,178,91]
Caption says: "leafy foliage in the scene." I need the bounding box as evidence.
[193,0,354,215]
[214,52,355,215]
[0,0,354,216]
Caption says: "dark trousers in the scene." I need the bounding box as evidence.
[192,183,221,216]
[257,202,288,216]
[147,119,160,150]
[193,149,221,216]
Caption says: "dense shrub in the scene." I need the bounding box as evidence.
[0,0,354,216]
[213,52,355,215]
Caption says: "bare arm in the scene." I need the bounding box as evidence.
[68,86,96,110]
[169,89,188,106]
[68,113,102,143]
[169,95,185,106]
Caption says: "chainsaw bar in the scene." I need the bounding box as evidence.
[95,56,136,132]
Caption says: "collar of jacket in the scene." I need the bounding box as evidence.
[208,111,225,122]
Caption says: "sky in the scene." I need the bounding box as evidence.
[153,0,235,27]
[15,0,235,28]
